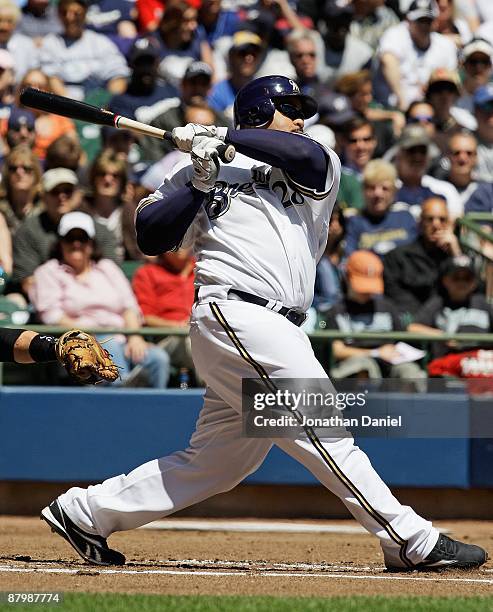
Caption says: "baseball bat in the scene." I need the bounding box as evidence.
[19,87,236,163]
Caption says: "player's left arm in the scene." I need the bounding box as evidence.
[224,128,333,196]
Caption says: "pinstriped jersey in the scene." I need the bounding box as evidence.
[137,140,340,312]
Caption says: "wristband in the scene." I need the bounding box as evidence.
[370,348,380,358]
[29,334,58,363]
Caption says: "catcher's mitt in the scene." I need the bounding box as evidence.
[56,329,119,384]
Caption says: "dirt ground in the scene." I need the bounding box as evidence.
[0,516,492,598]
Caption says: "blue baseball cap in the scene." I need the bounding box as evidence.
[8,107,35,131]
[473,83,493,109]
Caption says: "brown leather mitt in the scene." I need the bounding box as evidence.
[56,329,119,384]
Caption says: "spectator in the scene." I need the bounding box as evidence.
[85,0,138,56]
[473,83,493,181]
[443,131,483,208]
[12,167,117,294]
[425,68,476,152]
[17,69,77,161]
[456,38,493,115]
[338,117,376,211]
[198,0,240,48]
[286,29,321,96]
[29,211,170,388]
[0,0,39,82]
[0,48,15,118]
[317,91,356,150]
[383,196,462,318]
[150,0,214,89]
[82,151,133,262]
[132,248,196,374]
[326,250,425,380]
[345,160,418,258]
[40,0,130,101]
[313,203,345,315]
[409,256,493,369]
[374,0,458,110]
[17,0,63,45]
[335,70,404,156]
[0,144,42,235]
[400,100,442,172]
[316,0,373,87]
[394,124,462,219]
[108,38,179,125]
[350,0,400,51]
[208,31,263,123]
[4,108,36,155]
[434,0,472,48]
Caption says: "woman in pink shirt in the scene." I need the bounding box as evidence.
[29,211,170,387]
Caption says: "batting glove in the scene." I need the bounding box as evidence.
[172,123,224,153]
[190,135,223,193]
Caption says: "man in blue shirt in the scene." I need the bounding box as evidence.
[345,159,417,258]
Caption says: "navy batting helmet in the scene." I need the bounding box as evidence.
[233,75,317,128]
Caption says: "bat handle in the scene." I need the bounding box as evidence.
[163,131,236,164]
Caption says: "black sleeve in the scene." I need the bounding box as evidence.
[0,328,23,362]
[225,128,330,192]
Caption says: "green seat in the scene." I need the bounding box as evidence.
[120,260,143,282]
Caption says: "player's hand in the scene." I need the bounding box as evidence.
[190,135,222,192]
[172,123,219,153]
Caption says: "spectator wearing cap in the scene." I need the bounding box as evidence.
[394,124,462,219]
[12,167,117,295]
[473,83,493,182]
[345,160,418,258]
[374,0,458,110]
[350,0,400,51]
[335,70,404,157]
[108,38,179,125]
[409,255,493,363]
[456,38,493,115]
[316,0,374,87]
[17,0,63,46]
[383,196,462,318]
[208,31,263,124]
[338,117,376,211]
[149,1,214,90]
[29,211,171,388]
[0,144,42,235]
[434,0,472,48]
[5,108,36,153]
[140,61,226,163]
[0,0,39,82]
[424,68,476,152]
[39,0,131,101]
[85,0,138,57]
[325,250,425,380]
[16,69,77,162]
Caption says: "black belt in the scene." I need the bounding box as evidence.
[194,287,306,327]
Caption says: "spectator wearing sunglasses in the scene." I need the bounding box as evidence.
[29,211,171,388]
[456,39,493,116]
[286,30,321,97]
[473,84,493,182]
[11,168,117,296]
[338,117,377,211]
[424,68,476,153]
[208,31,263,125]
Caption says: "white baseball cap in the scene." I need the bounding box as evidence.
[42,167,78,193]
[58,212,96,238]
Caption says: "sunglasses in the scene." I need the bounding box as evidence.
[450,149,476,157]
[62,233,90,244]
[292,51,316,59]
[96,171,121,179]
[408,115,434,124]
[274,101,305,121]
[466,57,491,67]
[422,215,447,223]
[477,101,493,113]
[348,135,374,144]
[49,185,75,197]
[9,164,33,173]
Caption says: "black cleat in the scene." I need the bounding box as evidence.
[387,534,488,572]
[40,499,125,566]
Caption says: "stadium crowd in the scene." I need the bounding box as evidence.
[1,0,493,384]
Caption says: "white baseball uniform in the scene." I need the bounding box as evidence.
[58,141,439,569]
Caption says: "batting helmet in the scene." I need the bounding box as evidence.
[233,75,317,128]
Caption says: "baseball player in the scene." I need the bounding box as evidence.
[40,76,487,571]
[0,327,118,383]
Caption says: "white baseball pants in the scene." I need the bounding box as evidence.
[59,298,439,568]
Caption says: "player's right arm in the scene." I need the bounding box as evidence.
[0,328,57,364]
